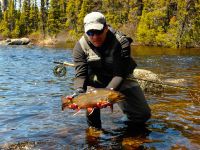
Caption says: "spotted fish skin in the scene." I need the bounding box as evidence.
[62,88,125,110]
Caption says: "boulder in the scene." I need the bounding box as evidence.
[133,69,164,94]
[133,69,187,94]
[0,38,30,45]
[7,38,30,45]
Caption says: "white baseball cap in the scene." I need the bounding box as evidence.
[84,12,106,33]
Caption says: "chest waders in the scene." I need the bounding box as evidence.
[79,31,151,128]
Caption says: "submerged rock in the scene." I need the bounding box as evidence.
[122,137,162,149]
[1,141,36,150]
[163,78,186,85]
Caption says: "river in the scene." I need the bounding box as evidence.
[0,45,199,149]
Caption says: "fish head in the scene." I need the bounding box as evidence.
[107,90,125,103]
[61,96,73,110]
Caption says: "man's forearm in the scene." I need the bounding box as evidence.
[106,76,124,90]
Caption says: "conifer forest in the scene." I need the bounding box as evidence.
[0,0,199,48]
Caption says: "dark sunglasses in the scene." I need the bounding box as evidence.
[86,28,105,36]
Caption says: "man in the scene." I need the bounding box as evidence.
[67,12,151,129]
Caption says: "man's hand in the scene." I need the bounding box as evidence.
[71,88,85,98]
[86,86,95,92]
[96,101,110,108]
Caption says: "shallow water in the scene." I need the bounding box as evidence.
[0,45,199,149]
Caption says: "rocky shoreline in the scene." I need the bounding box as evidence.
[0,37,62,47]
[0,38,31,46]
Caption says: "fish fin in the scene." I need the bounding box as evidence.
[73,108,81,116]
[87,108,95,115]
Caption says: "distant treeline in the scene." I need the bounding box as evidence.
[0,0,199,48]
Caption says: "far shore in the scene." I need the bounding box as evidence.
[0,35,139,49]
[0,35,200,50]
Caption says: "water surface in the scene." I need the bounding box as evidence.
[0,45,199,149]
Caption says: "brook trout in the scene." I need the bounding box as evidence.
[62,88,125,111]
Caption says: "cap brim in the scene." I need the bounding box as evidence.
[84,23,104,33]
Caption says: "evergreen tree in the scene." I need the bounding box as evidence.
[108,0,130,25]
[1,0,8,12]
[136,0,175,47]
[193,2,200,46]
[20,0,30,35]
[0,2,3,21]
[59,0,67,23]
[102,0,120,27]
[75,0,82,13]
[29,1,39,32]
[176,0,199,48]
[128,0,143,22]
[40,0,45,37]
[91,0,102,11]
[7,0,16,32]
[0,10,10,37]
[66,0,77,31]
[77,0,92,33]
[12,19,21,37]
[47,0,61,37]
[0,0,199,47]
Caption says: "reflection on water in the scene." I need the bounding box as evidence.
[0,45,199,149]
[132,45,200,56]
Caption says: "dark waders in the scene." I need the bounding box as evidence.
[86,76,151,129]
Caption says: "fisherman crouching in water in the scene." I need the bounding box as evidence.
[66,12,151,129]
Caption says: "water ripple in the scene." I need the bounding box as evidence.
[0,46,199,149]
